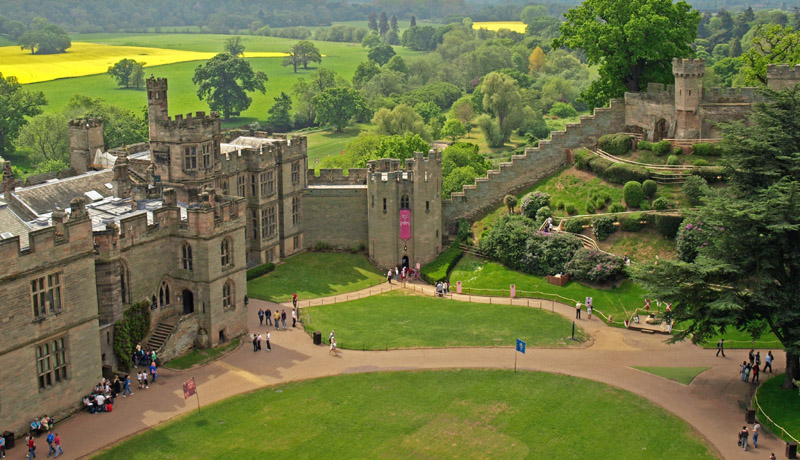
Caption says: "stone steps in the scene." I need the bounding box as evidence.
[146,322,176,350]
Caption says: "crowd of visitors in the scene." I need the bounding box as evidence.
[739,349,774,383]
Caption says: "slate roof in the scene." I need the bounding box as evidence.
[0,200,32,248]
[10,169,114,215]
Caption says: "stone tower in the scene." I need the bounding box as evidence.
[69,118,104,174]
[767,64,800,90]
[366,152,442,270]
[146,77,169,133]
[672,58,704,139]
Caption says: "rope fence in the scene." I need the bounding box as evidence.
[752,391,799,444]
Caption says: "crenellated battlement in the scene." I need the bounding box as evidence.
[673,58,705,77]
[308,168,367,185]
[157,111,221,130]
[767,64,800,90]
[69,117,103,128]
[701,86,760,103]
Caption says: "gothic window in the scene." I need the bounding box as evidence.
[264,206,276,239]
[120,260,131,304]
[184,146,197,170]
[251,210,259,240]
[291,161,300,184]
[158,281,170,307]
[261,170,274,197]
[292,197,300,226]
[222,280,234,309]
[400,194,409,210]
[260,173,268,197]
[181,243,193,271]
[220,238,231,267]
[31,272,62,318]
[237,175,246,197]
[36,336,68,390]
[202,143,212,169]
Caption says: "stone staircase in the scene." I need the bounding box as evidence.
[146,316,179,350]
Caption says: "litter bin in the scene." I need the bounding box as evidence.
[3,431,15,449]
[745,408,755,424]
[313,331,322,345]
[787,441,798,459]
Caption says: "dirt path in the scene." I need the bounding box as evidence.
[53,283,783,459]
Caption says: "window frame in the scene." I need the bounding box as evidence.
[184,145,198,171]
[31,272,63,318]
[36,336,68,390]
[181,243,193,271]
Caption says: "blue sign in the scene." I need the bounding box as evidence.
[516,339,526,354]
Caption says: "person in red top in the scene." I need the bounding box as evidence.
[292,292,297,308]
[54,433,63,458]
[26,434,36,458]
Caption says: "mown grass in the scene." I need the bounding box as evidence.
[698,327,783,350]
[303,123,368,164]
[92,369,718,460]
[755,374,800,442]
[302,290,584,349]
[163,339,240,370]
[246,252,385,303]
[632,366,710,385]
[450,255,648,323]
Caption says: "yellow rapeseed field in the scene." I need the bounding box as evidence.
[472,21,527,33]
[0,42,287,84]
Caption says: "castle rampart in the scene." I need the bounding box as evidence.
[767,63,800,90]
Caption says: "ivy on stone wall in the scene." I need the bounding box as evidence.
[113,300,151,371]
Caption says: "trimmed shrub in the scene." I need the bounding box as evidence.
[674,147,682,155]
[479,214,535,271]
[639,201,651,211]
[652,196,669,210]
[637,140,652,150]
[602,163,649,185]
[587,156,614,176]
[566,249,627,283]
[623,181,644,208]
[521,232,584,275]
[642,179,658,199]
[654,213,684,238]
[573,148,591,169]
[598,133,633,156]
[666,155,681,165]
[652,140,671,156]
[420,244,463,283]
[691,142,722,156]
[682,175,709,206]
[563,218,587,234]
[619,213,644,232]
[609,203,625,213]
[692,158,709,166]
[549,102,578,118]
[521,191,551,219]
[535,206,553,223]
[595,197,606,210]
[565,204,577,215]
[592,215,617,241]
[586,201,596,214]
[247,263,276,280]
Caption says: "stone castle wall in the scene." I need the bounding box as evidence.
[303,169,368,250]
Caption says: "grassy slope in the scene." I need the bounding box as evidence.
[247,252,385,302]
[0,36,14,47]
[451,255,647,322]
[93,369,718,460]
[302,290,584,350]
[26,34,422,126]
[632,366,710,385]
[756,374,800,442]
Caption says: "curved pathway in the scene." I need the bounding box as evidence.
[56,283,783,459]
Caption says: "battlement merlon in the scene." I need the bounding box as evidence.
[672,58,706,77]
[69,117,103,128]
[156,111,222,130]
[146,76,168,91]
[767,64,800,90]
[307,168,368,185]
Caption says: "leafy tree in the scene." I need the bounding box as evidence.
[410,15,416,27]
[390,14,398,32]
[372,104,430,141]
[312,87,369,131]
[740,25,800,86]
[292,69,341,128]
[368,43,396,66]
[401,25,440,52]
[368,12,378,33]
[18,17,71,54]
[504,195,518,213]
[225,36,245,56]
[17,112,69,163]
[295,40,322,70]
[476,114,504,147]
[362,32,382,49]
[0,73,46,158]
[385,29,400,46]
[352,61,381,88]
[521,5,548,24]
[451,97,476,131]
[282,50,301,73]
[379,12,389,37]
[2,19,26,40]
[193,53,268,120]
[441,118,466,142]
[481,72,524,143]
[632,86,800,389]
[528,46,546,74]
[553,0,700,109]
[384,55,408,76]
[265,92,293,132]
[65,95,147,150]
[443,165,479,198]
[374,133,430,161]
[107,59,146,89]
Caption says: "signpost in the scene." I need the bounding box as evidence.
[515,339,526,372]
[183,377,200,414]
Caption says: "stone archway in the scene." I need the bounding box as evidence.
[182,289,194,315]
[402,255,410,269]
[654,118,668,141]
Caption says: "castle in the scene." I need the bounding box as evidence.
[1,62,798,435]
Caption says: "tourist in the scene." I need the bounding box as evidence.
[137,371,143,389]
[257,334,262,351]
[95,393,106,411]
[46,431,55,457]
[274,310,280,330]
[740,362,747,381]
[258,308,264,325]
[26,434,35,459]
[265,308,272,326]
[0,431,5,458]
[329,330,335,344]
[30,418,42,436]
[749,349,755,366]
[752,362,760,384]
[764,351,773,373]
[53,434,62,458]
[330,338,337,356]
[436,281,443,297]
[292,292,297,308]
[252,334,258,352]
[752,422,761,448]
[112,376,122,396]
[575,303,581,319]
[142,369,149,389]
[444,281,449,295]
[771,453,777,460]
[745,362,752,382]
[291,309,297,328]
[266,332,271,351]
[587,304,593,320]
[150,361,158,384]
[387,269,393,284]
[716,339,725,357]
[740,426,749,451]
[395,266,400,281]
[41,416,53,431]
[756,351,761,368]
[122,375,133,397]
[281,310,287,328]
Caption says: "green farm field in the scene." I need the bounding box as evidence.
[92,369,718,460]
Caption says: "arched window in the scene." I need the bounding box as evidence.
[181,243,193,271]
[222,280,234,309]
[400,194,410,210]
[158,281,170,307]
[120,260,131,304]
[220,238,231,267]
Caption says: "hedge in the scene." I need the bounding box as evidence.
[247,263,276,280]
[691,143,722,156]
[592,215,617,241]
[652,197,669,210]
[637,140,652,150]
[598,133,633,156]
[652,140,672,156]
[654,213,684,238]
[564,218,588,233]
[420,244,463,284]
[619,214,644,232]
[603,163,649,184]
[666,155,681,165]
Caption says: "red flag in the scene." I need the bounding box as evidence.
[183,378,196,399]
[645,299,651,310]
[666,303,672,312]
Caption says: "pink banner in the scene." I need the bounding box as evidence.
[456,281,462,294]
[510,284,516,298]
[399,210,411,241]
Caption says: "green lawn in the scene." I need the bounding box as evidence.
[755,374,800,443]
[632,366,710,385]
[92,369,718,460]
[247,252,385,302]
[304,123,367,164]
[163,339,240,370]
[698,327,784,350]
[302,290,584,350]
[25,33,423,126]
[450,255,648,324]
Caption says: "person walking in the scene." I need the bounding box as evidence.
[122,375,133,397]
[291,309,297,328]
[745,362,752,382]
[330,338,337,356]
[150,361,158,384]
[258,308,264,326]
[46,431,55,457]
[587,304,593,320]
[142,369,149,389]
[749,349,755,366]
[329,330,335,344]
[756,351,761,368]
[292,293,297,308]
[575,303,581,319]
[256,334,262,351]
[716,338,725,357]
[740,426,749,451]
[752,363,760,384]
[53,434,62,458]
[387,269,393,284]
[764,351,773,373]
[740,361,747,381]
[265,332,271,351]
[752,422,761,448]
[27,434,36,459]
[265,308,272,326]
[252,334,258,352]
[281,310,287,328]
[770,453,777,460]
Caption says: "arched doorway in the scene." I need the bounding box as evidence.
[402,255,409,269]
[182,289,194,314]
[654,118,668,141]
